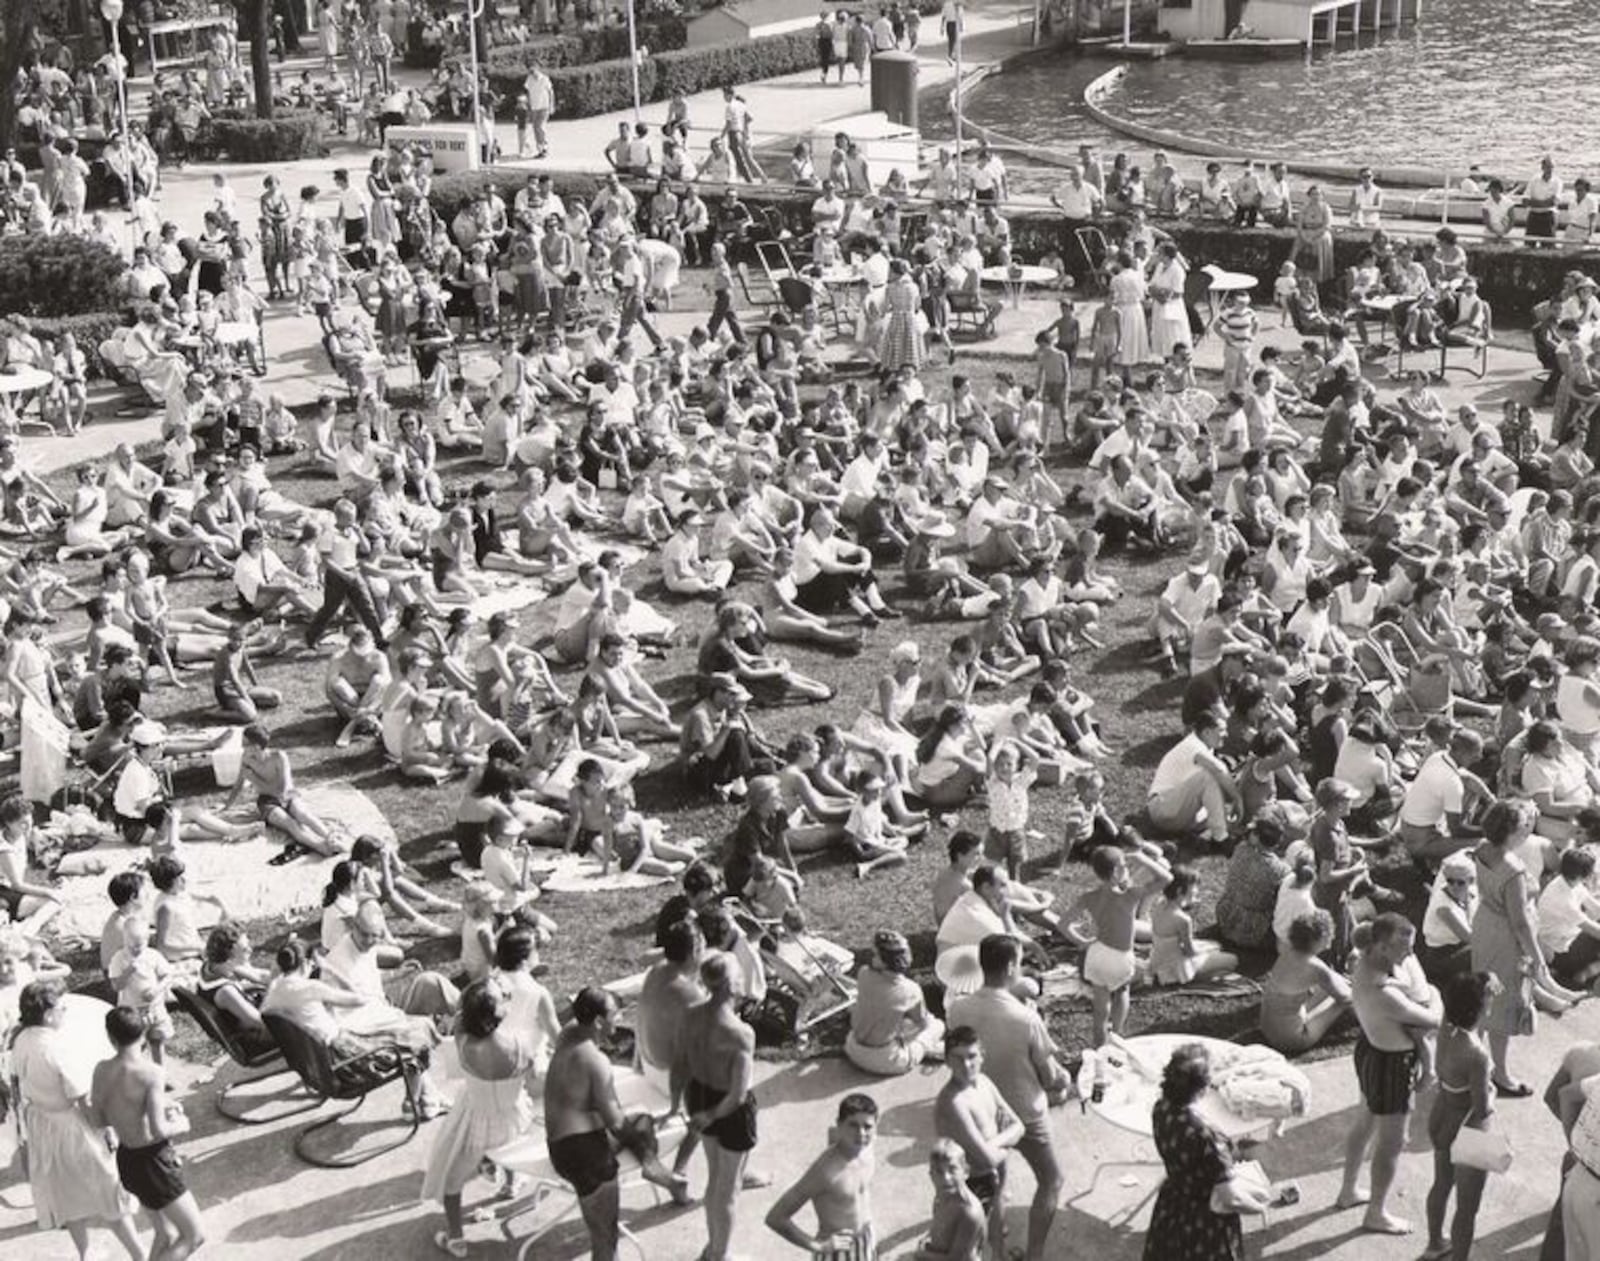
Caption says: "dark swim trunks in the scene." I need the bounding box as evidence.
[116,1137,187,1211]
[1354,1033,1417,1116]
[966,1168,1002,1213]
[548,1128,619,1198]
[685,1077,759,1153]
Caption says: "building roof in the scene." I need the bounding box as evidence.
[689,0,819,31]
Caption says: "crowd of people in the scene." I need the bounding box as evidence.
[12,5,1600,1260]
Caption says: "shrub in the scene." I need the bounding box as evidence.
[191,112,329,162]
[0,234,128,319]
[30,310,134,379]
[488,28,819,119]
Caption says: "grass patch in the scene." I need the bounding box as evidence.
[39,352,1419,1066]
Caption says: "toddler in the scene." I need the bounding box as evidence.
[1060,768,1118,869]
[1069,842,1173,1045]
[108,916,175,1065]
[1273,261,1298,325]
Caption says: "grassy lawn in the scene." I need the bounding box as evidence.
[38,350,1414,1067]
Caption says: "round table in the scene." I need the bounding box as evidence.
[214,320,258,347]
[1205,270,1259,321]
[0,365,52,396]
[980,264,1060,309]
[1076,1033,1290,1142]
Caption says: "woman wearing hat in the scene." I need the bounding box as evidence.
[851,642,923,784]
[844,930,944,1077]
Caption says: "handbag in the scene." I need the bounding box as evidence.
[1450,1126,1513,1174]
[1209,1160,1275,1216]
[597,466,619,491]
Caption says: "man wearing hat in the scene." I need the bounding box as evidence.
[1152,557,1222,677]
[965,476,1035,571]
[112,723,256,846]
[844,930,945,1077]
[678,674,777,802]
[1397,717,1491,864]
[661,510,734,598]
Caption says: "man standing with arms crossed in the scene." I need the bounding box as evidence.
[946,934,1072,1261]
[1338,913,1442,1236]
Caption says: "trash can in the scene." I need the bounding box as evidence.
[869,51,919,130]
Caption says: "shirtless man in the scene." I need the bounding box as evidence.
[677,950,759,1261]
[766,1093,880,1258]
[325,624,391,747]
[545,987,686,1261]
[90,1006,206,1260]
[1338,912,1442,1236]
[224,723,346,857]
[935,1024,1023,1259]
[587,632,679,738]
[637,918,707,1173]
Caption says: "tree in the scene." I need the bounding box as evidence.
[0,0,43,148]
[239,0,272,118]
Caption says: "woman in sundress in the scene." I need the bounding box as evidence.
[852,639,923,785]
[878,259,926,374]
[367,154,400,251]
[1149,242,1191,360]
[10,981,143,1260]
[421,980,537,1258]
[1144,1042,1244,1261]
[1109,252,1150,381]
[1294,185,1336,284]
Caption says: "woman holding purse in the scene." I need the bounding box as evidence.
[1145,1043,1251,1261]
[1422,971,1501,1261]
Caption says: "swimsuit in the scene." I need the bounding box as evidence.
[685,1077,759,1152]
[116,1137,187,1211]
[547,1128,618,1198]
[1354,1033,1417,1116]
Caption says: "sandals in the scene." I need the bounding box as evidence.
[1492,1079,1533,1098]
[267,842,309,867]
[433,1231,468,1258]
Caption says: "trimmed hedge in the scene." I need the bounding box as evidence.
[488,28,820,120]
[191,112,329,162]
[411,14,687,71]
[0,234,128,320]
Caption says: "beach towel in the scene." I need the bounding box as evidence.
[535,853,675,894]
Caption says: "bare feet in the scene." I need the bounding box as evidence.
[1360,1212,1412,1235]
[1335,1186,1371,1209]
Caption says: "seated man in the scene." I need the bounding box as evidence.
[1145,711,1239,845]
[320,898,459,1031]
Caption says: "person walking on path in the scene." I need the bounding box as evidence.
[706,242,744,345]
[942,0,962,61]
[1337,912,1442,1237]
[522,62,554,160]
[722,87,766,184]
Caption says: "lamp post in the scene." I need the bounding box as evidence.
[625,0,641,123]
[466,0,485,160]
[953,0,963,190]
[100,0,135,217]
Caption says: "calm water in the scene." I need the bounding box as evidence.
[966,0,1600,174]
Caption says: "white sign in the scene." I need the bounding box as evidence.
[386,124,480,174]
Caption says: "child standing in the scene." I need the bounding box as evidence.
[1273,261,1298,325]
[513,91,532,157]
[1070,842,1173,1046]
[1088,300,1120,393]
[765,1094,881,1260]
[915,1140,986,1261]
[1034,331,1072,453]
[108,916,175,1065]
[983,741,1038,882]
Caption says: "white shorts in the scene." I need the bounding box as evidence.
[1083,940,1137,993]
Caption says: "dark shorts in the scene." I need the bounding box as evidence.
[118,814,148,846]
[685,1077,758,1152]
[1354,1033,1416,1116]
[984,828,1027,867]
[0,884,26,918]
[547,1128,618,1198]
[257,792,290,816]
[1042,381,1067,410]
[116,1137,186,1211]
[966,1167,1002,1213]
[1551,932,1600,988]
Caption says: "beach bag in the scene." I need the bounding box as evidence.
[1209,1160,1275,1215]
[597,466,619,491]
[1450,1126,1512,1173]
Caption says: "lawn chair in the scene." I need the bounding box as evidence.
[755,237,798,284]
[736,262,783,317]
[261,1012,421,1168]
[731,901,856,1036]
[172,986,318,1125]
[1074,226,1112,293]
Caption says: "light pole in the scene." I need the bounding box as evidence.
[625,0,641,123]
[100,0,135,218]
[952,0,963,188]
[466,0,485,160]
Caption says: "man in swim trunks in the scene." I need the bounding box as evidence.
[1339,913,1442,1237]
[545,987,686,1260]
[91,1005,206,1260]
[679,949,759,1261]
[324,624,391,747]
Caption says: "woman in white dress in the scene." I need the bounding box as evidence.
[1109,252,1150,381]
[421,981,539,1257]
[10,981,142,1260]
[60,465,134,559]
[1148,242,1191,360]
[852,640,923,785]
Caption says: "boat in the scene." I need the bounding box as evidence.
[1079,36,1179,59]
[1183,35,1306,57]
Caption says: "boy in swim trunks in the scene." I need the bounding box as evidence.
[1069,842,1173,1046]
[934,1024,1023,1260]
[917,1140,986,1261]
[91,1005,206,1259]
[766,1093,881,1259]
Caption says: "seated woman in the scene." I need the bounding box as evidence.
[59,465,137,561]
[1520,718,1600,842]
[193,922,277,1060]
[759,545,862,649]
[696,601,833,705]
[844,930,945,1077]
[914,704,989,810]
[1417,853,1476,983]
[1148,866,1239,987]
[144,489,232,578]
[777,734,853,850]
[1213,809,1296,951]
[398,693,456,783]
[1259,909,1353,1055]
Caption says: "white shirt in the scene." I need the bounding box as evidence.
[1149,732,1209,799]
[793,530,846,585]
[1159,572,1221,627]
[1537,878,1591,957]
[113,758,162,821]
[1054,181,1101,219]
[523,70,554,112]
[1399,750,1464,828]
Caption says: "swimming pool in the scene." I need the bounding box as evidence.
[964,0,1600,176]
